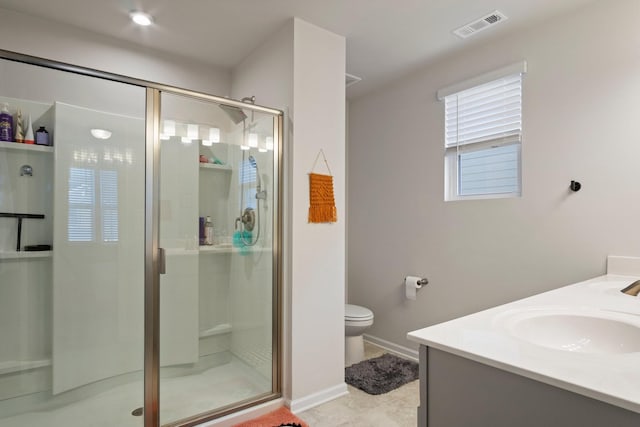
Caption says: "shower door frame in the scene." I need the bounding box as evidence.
[0,49,284,427]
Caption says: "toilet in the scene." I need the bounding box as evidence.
[345,304,374,366]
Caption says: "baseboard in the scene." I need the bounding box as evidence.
[364,334,419,362]
[197,398,284,426]
[287,382,348,413]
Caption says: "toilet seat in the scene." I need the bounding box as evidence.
[345,304,374,321]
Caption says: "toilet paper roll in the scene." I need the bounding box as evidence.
[405,276,423,300]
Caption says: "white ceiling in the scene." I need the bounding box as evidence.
[0,0,598,99]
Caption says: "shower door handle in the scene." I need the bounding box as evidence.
[158,247,166,275]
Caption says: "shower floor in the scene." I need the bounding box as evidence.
[0,356,271,427]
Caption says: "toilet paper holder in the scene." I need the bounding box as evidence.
[405,276,428,300]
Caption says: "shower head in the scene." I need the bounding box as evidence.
[219,96,256,125]
[247,155,263,193]
[219,104,247,125]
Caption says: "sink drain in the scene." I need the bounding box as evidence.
[131,407,144,417]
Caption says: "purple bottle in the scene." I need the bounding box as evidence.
[0,103,13,142]
[199,217,205,245]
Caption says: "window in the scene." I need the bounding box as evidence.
[100,170,119,242]
[441,62,525,200]
[68,168,95,242]
[68,167,119,242]
[239,159,257,210]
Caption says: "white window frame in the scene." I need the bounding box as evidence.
[439,61,526,201]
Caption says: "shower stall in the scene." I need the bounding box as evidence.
[0,52,282,427]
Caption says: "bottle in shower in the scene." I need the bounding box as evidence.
[199,217,206,245]
[23,115,35,144]
[204,216,214,245]
[0,103,13,142]
[36,126,50,146]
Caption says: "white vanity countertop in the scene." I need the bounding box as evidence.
[407,274,640,414]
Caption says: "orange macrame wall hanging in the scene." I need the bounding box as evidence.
[308,149,337,223]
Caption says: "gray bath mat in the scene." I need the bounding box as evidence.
[345,353,419,395]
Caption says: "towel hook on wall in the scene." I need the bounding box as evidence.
[20,164,33,176]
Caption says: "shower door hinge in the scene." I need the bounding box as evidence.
[158,247,166,275]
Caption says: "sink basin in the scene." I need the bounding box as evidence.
[499,308,640,354]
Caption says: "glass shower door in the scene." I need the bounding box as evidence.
[0,58,147,427]
[158,92,280,425]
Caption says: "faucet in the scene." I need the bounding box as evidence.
[235,207,256,232]
[620,280,640,296]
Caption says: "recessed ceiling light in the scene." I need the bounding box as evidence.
[91,128,112,140]
[130,11,153,26]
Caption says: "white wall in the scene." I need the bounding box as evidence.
[290,19,346,403]
[232,18,347,410]
[348,0,640,351]
[0,8,230,96]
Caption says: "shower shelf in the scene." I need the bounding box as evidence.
[0,250,52,260]
[199,246,269,254]
[164,248,198,256]
[199,245,234,254]
[0,140,53,153]
[199,163,231,172]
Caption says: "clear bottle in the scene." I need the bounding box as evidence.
[204,216,214,246]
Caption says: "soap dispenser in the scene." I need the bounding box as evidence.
[0,103,13,142]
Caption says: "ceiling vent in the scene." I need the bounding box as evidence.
[346,73,362,88]
[453,10,508,39]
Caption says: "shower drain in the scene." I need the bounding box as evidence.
[131,407,144,417]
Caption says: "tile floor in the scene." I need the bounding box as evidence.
[0,344,418,427]
[299,343,420,427]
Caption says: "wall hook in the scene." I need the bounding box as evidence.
[570,180,581,192]
[20,165,33,177]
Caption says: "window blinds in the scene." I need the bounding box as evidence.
[444,73,522,148]
[100,170,119,242]
[68,167,120,242]
[68,167,95,242]
[239,159,257,210]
